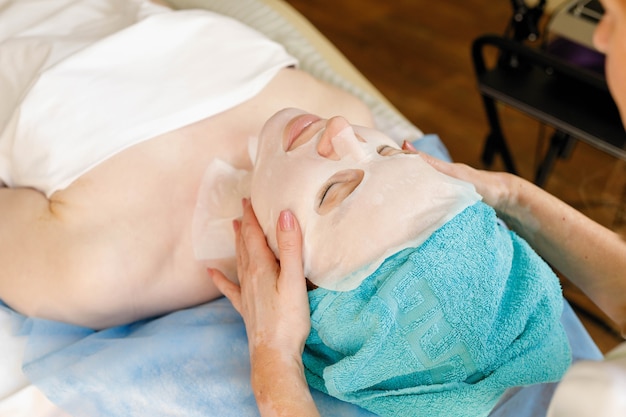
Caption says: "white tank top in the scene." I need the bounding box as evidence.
[0,1,296,196]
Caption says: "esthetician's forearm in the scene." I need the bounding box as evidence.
[251,349,321,417]
[499,175,626,335]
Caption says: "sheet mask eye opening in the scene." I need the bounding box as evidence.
[315,169,365,215]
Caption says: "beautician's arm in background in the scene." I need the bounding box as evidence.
[409,147,626,336]
[210,199,320,417]
[408,0,626,336]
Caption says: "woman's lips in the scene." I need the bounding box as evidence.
[284,113,321,151]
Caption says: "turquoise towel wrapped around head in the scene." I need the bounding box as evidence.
[303,202,571,417]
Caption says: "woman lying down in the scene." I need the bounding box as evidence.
[213,108,571,417]
[0,0,375,329]
[0,0,575,416]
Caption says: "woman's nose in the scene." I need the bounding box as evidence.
[317,116,359,160]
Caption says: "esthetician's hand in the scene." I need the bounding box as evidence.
[403,141,626,334]
[401,141,519,216]
[210,198,311,356]
[210,200,320,417]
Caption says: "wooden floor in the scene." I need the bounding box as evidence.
[285,0,624,353]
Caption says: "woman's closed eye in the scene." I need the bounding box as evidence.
[316,169,365,215]
[377,145,411,156]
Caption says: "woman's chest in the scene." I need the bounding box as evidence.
[50,120,253,258]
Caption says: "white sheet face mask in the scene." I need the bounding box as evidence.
[251,108,481,291]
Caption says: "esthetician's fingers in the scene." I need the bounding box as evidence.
[402,140,469,177]
[402,143,514,211]
[401,140,418,153]
[233,200,284,339]
[401,141,463,181]
[209,268,243,314]
[401,141,455,178]
[274,210,310,351]
[275,210,305,292]
[237,200,281,287]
